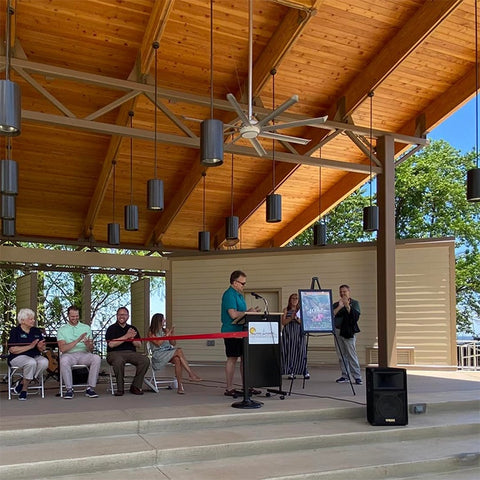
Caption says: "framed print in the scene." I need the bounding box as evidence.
[298,289,334,333]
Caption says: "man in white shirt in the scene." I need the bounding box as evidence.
[57,305,101,399]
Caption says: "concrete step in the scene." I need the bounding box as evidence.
[0,400,478,480]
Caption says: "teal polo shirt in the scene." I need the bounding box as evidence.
[57,322,92,353]
[221,285,247,333]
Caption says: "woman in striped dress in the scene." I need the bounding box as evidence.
[281,293,309,379]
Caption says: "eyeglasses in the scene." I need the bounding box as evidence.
[236,280,246,286]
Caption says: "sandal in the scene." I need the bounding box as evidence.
[224,389,238,397]
[177,384,185,395]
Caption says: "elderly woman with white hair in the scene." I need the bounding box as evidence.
[8,308,48,400]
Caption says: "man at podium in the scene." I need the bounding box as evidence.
[221,270,260,396]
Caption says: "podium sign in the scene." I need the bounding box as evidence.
[245,314,282,389]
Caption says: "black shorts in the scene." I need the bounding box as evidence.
[224,337,243,358]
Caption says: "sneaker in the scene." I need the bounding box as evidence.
[13,379,23,395]
[64,389,74,399]
[355,378,363,385]
[85,388,99,398]
[336,377,349,383]
[18,390,27,401]
[288,374,296,380]
[304,373,311,380]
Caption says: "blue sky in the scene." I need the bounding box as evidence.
[428,98,477,154]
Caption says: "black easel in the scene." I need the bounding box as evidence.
[289,277,356,396]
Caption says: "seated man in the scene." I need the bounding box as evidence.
[57,305,101,399]
[8,308,48,401]
[105,306,150,396]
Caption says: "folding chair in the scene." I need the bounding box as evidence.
[8,365,45,400]
[58,354,90,397]
[143,343,177,392]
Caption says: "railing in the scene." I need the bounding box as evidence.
[457,340,480,371]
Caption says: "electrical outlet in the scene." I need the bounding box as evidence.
[206,340,215,346]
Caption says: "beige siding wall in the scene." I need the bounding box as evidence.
[169,240,455,368]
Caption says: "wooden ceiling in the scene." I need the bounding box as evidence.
[0,0,476,253]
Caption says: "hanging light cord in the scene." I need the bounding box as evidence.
[5,1,12,81]
[129,111,134,203]
[368,91,374,206]
[210,0,214,119]
[318,148,322,220]
[272,69,276,192]
[153,41,159,179]
[202,172,207,230]
[230,146,234,216]
[112,160,116,222]
[475,0,479,168]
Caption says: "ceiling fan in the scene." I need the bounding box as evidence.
[225,0,328,157]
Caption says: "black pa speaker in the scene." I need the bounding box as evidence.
[366,367,408,426]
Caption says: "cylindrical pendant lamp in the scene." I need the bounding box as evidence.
[198,230,210,252]
[0,80,21,136]
[363,205,379,232]
[225,215,239,241]
[266,193,282,223]
[467,168,480,202]
[124,204,139,231]
[147,178,164,211]
[108,223,120,245]
[2,218,15,236]
[0,159,18,195]
[1,194,15,219]
[201,119,224,167]
[313,222,327,246]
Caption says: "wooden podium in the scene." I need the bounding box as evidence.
[232,312,282,409]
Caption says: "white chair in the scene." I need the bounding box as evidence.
[143,343,177,393]
[8,365,45,400]
[108,362,136,394]
[59,363,90,397]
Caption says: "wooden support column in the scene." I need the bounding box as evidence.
[81,273,92,325]
[131,277,150,351]
[16,273,38,314]
[376,135,397,367]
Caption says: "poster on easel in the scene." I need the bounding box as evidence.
[298,289,335,333]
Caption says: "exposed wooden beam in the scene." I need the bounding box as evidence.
[252,2,321,97]
[341,0,463,120]
[82,2,176,238]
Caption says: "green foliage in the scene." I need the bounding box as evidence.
[290,140,480,334]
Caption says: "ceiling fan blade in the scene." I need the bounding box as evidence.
[259,131,310,145]
[225,132,243,145]
[257,95,299,127]
[250,137,267,156]
[262,115,329,131]
[227,93,252,126]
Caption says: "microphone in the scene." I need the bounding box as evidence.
[251,292,263,299]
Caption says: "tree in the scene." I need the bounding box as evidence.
[290,140,480,334]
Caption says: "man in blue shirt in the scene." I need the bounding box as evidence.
[221,270,259,396]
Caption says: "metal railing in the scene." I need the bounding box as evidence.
[457,340,480,371]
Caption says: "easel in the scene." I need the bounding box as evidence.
[288,277,356,396]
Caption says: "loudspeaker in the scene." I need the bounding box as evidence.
[366,367,408,426]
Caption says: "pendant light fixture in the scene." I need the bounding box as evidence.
[1,138,18,195]
[0,1,21,136]
[363,91,379,232]
[225,146,239,245]
[1,193,15,219]
[2,218,15,236]
[200,0,223,167]
[467,0,480,202]
[266,69,282,223]
[198,171,210,251]
[313,158,326,246]
[124,111,139,231]
[107,160,120,245]
[147,41,165,210]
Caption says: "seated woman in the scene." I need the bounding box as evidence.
[8,308,49,400]
[148,313,202,394]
